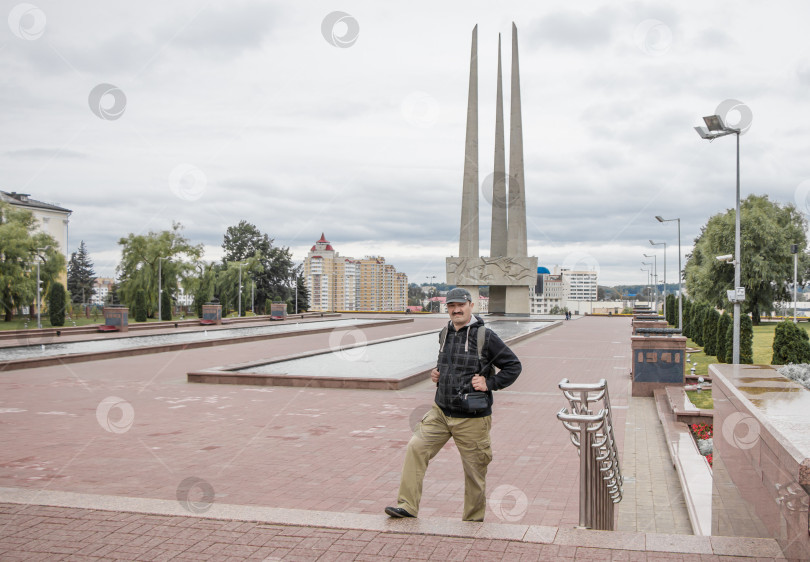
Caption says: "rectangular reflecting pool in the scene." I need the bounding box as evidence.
[189,319,557,390]
[0,319,383,362]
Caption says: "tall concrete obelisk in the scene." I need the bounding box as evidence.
[489,33,507,314]
[447,23,537,315]
[504,22,529,313]
[457,25,479,304]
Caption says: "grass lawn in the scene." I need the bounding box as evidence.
[680,320,810,410]
[686,389,713,409]
[0,312,200,330]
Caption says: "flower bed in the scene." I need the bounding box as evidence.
[689,422,713,467]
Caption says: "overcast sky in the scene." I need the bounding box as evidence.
[3,0,810,286]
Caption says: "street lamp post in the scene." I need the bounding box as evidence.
[158,257,170,321]
[791,244,799,322]
[656,216,682,330]
[35,246,51,329]
[695,114,742,364]
[650,240,667,320]
[237,263,247,317]
[641,264,652,307]
[643,253,658,313]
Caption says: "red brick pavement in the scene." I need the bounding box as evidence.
[0,502,784,561]
[0,316,628,526]
[0,316,788,559]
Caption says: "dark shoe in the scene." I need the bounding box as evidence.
[385,506,415,518]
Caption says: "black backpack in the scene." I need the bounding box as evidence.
[438,325,492,376]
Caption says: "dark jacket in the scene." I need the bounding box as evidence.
[434,315,522,418]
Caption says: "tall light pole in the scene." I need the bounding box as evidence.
[657,216,682,330]
[237,263,247,317]
[792,244,799,322]
[643,253,658,312]
[695,114,741,364]
[641,261,657,310]
[158,257,170,321]
[35,246,52,329]
[650,240,667,320]
[35,246,51,329]
[426,275,436,312]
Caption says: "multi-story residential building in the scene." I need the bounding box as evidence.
[2,191,72,285]
[90,277,115,305]
[560,268,598,302]
[530,267,567,314]
[303,234,407,312]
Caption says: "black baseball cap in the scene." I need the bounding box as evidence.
[445,288,472,303]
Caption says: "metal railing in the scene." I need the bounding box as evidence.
[557,378,623,530]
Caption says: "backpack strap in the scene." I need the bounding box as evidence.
[439,325,448,352]
[477,326,487,361]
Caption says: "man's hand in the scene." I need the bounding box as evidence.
[472,374,488,391]
[431,368,440,383]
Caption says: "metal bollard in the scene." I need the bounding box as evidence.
[557,378,623,530]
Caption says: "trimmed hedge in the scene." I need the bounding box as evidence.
[772,320,810,365]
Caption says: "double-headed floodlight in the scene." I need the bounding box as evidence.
[716,254,734,263]
[694,114,739,140]
[696,110,743,364]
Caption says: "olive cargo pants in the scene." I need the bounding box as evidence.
[396,405,492,521]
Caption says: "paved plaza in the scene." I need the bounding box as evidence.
[0,315,786,559]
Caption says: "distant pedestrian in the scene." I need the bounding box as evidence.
[385,287,522,521]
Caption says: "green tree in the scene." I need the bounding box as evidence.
[160,290,172,321]
[294,274,309,313]
[48,282,66,326]
[134,289,147,322]
[692,303,706,346]
[716,312,731,363]
[67,240,96,304]
[116,223,203,318]
[771,320,810,365]
[682,300,692,339]
[723,316,734,363]
[685,194,809,325]
[740,314,754,364]
[703,308,719,356]
[222,221,298,308]
[0,203,65,322]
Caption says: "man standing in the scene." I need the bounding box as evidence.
[385,287,522,521]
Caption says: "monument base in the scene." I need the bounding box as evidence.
[489,286,506,314]
[505,286,530,315]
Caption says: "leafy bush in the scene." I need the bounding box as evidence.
[716,313,731,363]
[692,304,706,346]
[772,320,810,365]
[161,290,172,321]
[703,308,719,356]
[48,282,66,327]
[134,289,147,322]
[740,313,753,364]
